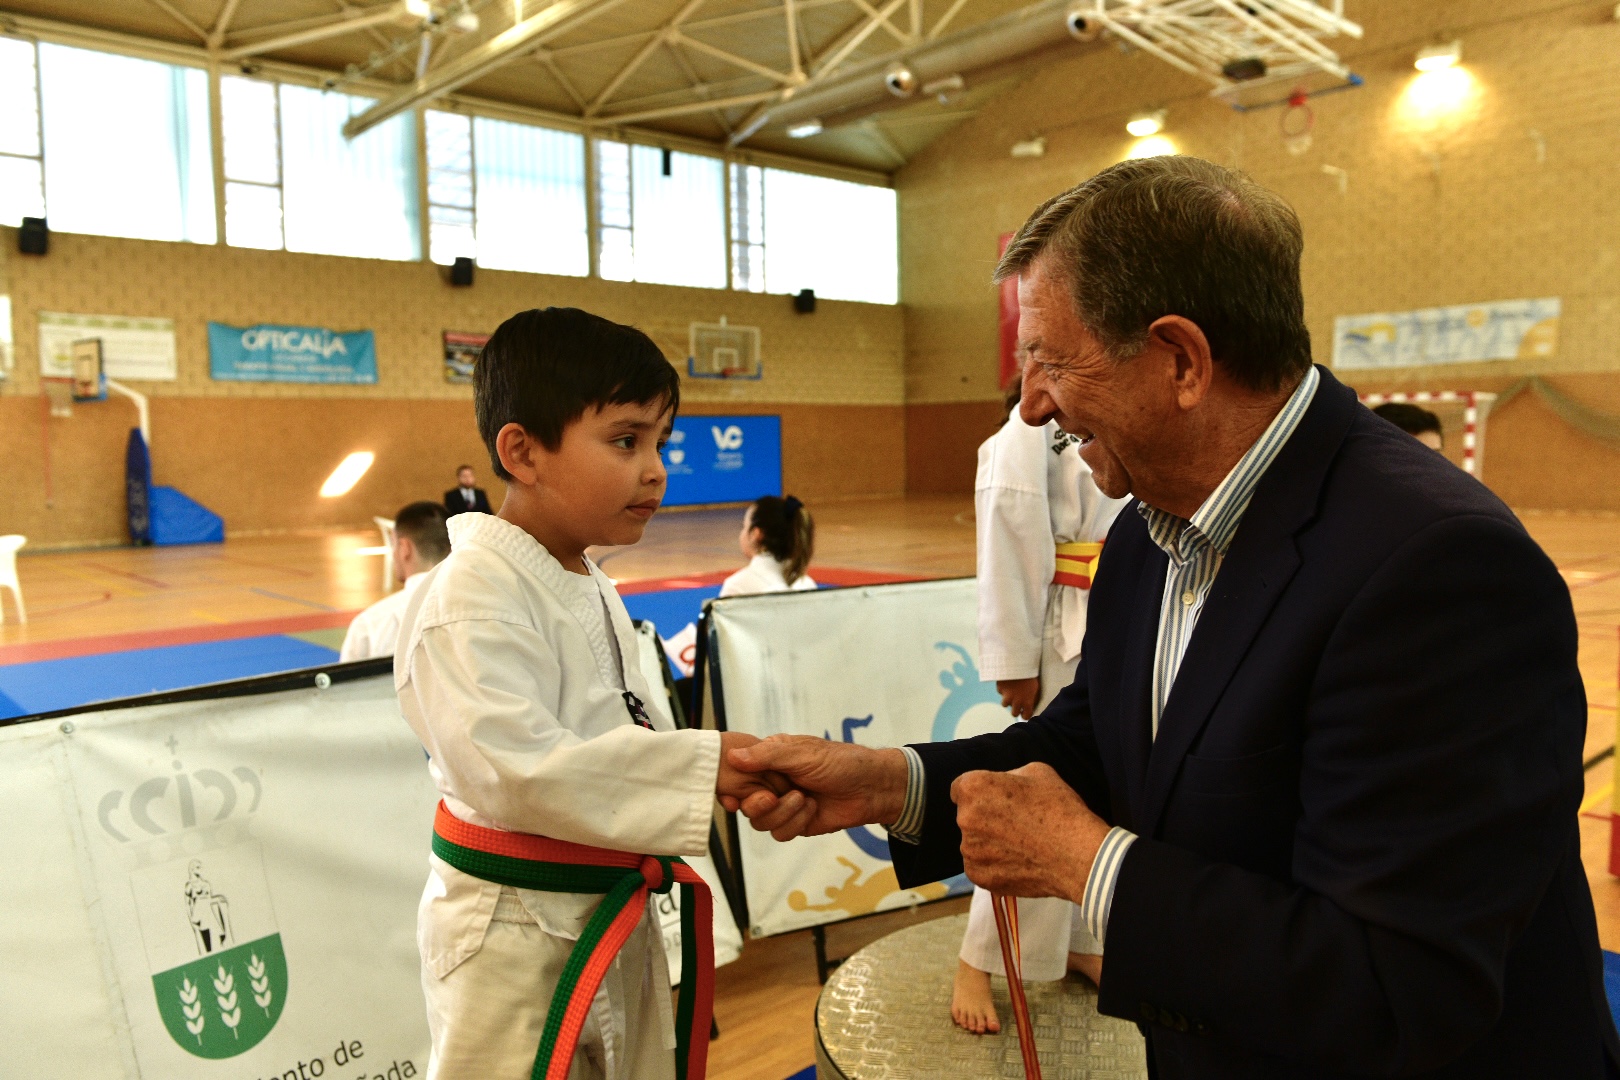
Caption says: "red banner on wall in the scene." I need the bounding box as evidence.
[998,232,1020,391]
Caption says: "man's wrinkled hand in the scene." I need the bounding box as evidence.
[952,762,1110,901]
[722,735,909,842]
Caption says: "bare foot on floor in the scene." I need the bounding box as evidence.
[1069,952,1103,986]
[951,960,1001,1034]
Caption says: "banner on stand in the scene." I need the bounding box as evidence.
[711,578,1000,938]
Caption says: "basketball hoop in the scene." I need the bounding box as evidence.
[1281,87,1314,156]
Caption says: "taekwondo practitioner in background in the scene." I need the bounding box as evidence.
[951,374,1129,1034]
[719,494,818,598]
[395,307,786,1080]
[340,501,450,661]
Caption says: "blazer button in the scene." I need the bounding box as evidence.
[1193,1020,1212,1036]
[1171,1012,1190,1033]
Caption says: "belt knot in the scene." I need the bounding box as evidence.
[640,854,676,894]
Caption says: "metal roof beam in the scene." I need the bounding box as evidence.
[222,1,415,62]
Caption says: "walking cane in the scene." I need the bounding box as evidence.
[990,892,1043,1079]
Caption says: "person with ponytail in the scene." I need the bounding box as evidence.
[719,494,817,597]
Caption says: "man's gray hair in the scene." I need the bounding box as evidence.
[995,156,1312,392]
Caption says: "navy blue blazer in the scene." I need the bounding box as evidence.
[894,366,1620,1078]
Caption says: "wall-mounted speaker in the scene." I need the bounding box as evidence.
[18,217,48,256]
[793,288,816,314]
[450,256,475,286]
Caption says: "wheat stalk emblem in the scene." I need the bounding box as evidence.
[213,964,241,1039]
[248,953,273,1014]
[178,977,205,1043]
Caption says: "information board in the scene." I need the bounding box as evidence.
[662,414,782,507]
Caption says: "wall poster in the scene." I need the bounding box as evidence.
[40,311,177,381]
[208,322,377,384]
[442,331,488,385]
[1333,297,1560,369]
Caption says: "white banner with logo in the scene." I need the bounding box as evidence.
[39,310,178,380]
[1332,297,1560,369]
[0,665,739,1078]
[711,579,1008,938]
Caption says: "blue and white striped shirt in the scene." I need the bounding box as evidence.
[893,366,1320,949]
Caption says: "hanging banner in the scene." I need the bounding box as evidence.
[661,415,782,507]
[442,331,487,385]
[40,311,177,381]
[1332,297,1560,369]
[208,322,377,384]
[711,579,1000,938]
[0,656,740,1076]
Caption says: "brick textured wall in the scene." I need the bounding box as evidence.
[897,0,1620,502]
[0,230,905,546]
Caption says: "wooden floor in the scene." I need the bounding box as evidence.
[3,497,1618,1079]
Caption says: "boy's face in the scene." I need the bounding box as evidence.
[538,399,674,549]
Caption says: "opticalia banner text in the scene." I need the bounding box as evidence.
[209,322,378,384]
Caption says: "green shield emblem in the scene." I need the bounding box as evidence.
[153,933,287,1058]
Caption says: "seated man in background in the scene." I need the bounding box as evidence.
[1372,402,1444,451]
[444,464,492,517]
[340,501,451,661]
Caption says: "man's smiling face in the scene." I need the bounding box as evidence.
[1015,254,1168,502]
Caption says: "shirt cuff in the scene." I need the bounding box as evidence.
[883,746,927,845]
[1080,826,1137,947]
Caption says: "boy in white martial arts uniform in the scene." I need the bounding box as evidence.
[395,308,793,1080]
[339,501,449,661]
[950,384,1129,1034]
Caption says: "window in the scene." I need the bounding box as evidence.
[729,164,898,304]
[0,38,44,228]
[595,139,725,289]
[424,111,588,276]
[221,78,419,261]
[22,43,215,243]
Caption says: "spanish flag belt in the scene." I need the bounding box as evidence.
[430,802,715,1080]
[1053,540,1104,590]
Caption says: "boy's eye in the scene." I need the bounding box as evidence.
[613,435,635,450]
[656,439,669,454]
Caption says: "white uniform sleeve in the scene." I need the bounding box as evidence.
[339,612,372,662]
[401,616,720,857]
[975,422,1053,682]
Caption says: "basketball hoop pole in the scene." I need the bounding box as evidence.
[106,380,150,448]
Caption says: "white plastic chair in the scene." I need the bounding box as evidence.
[0,535,25,625]
[372,517,396,593]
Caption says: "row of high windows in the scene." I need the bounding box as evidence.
[0,37,899,305]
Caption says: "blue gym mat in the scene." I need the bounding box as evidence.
[0,634,339,720]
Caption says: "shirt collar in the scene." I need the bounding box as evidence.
[1138,365,1320,563]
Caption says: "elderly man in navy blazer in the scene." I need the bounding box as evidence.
[725,156,1620,1078]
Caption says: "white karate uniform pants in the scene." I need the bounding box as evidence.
[959,627,1101,981]
[423,887,675,1080]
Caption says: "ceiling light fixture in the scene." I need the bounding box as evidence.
[1126,109,1166,137]
[1414,40,1461,72]
[1011,136,1046,158]
[320,452,375,498]
[787,120,823,138]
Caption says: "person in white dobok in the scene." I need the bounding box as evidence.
[951,378,1129,1034]
[339,501,450,661]
[718,494,817,598]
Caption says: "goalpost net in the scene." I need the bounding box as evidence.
[1358,391,1498,477]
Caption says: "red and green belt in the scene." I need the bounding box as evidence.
[431,801,715,1080]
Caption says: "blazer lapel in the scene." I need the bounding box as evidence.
[1138,368,1359,836]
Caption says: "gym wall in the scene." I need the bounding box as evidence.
[0,229,904,548]
[897,0,1620,508]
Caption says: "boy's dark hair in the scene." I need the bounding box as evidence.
[1372,402,1443,437]
[749,495,815,585]
[394,501,451,564]
[475,307,680,480]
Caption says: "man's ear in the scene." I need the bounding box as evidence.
[495,423,543,485]
[1148,316,1216,411]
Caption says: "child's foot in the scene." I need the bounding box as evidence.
[951,960,1001,1034]
[1068,952,1103,986]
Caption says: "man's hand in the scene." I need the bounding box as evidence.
[716,731,796,815]
[997,677,1041,721]
[724,735,909,841]
[953,762,1111,901]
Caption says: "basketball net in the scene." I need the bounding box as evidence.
[991,893,1043,1078]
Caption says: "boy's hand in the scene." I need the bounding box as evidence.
[716,731,807,821]
[727,735,908,841]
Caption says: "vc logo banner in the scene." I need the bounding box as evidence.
[711,425,744,450]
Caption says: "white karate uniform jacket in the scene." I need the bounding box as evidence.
[718,553,817,598]
[339,571,427,661]
[395,513,721,1080]
[962,416,1129,979]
